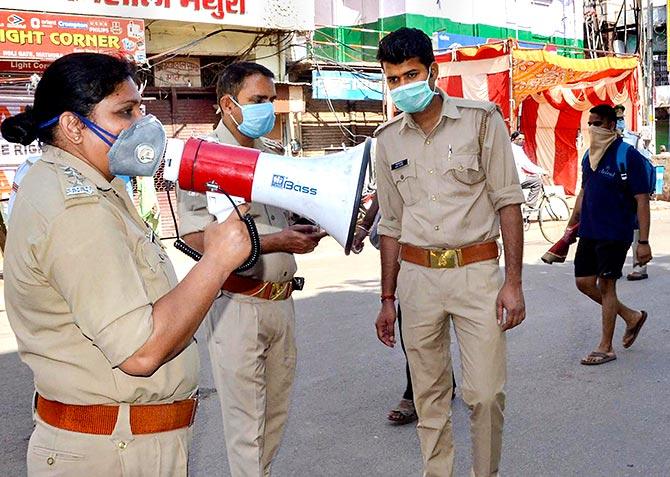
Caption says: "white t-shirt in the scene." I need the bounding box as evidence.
[511,143,545,182]
[8,155,40,219]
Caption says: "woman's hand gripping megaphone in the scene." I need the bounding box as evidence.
[203,203,253,273]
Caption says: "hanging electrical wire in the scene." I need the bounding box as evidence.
[311,59,375,143]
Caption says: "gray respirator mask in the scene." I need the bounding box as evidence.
[106,114,166,177]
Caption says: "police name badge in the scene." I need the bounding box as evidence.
[391,158,409,170]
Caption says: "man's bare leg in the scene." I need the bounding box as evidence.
[575,276,641,326]
[596,278,619,353]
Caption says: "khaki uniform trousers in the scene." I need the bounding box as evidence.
[27,404,192,476]
[397,259,506,477]
[206,294,297,477]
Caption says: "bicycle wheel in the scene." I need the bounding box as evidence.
[538,195,571,243]
[521,206,532,231]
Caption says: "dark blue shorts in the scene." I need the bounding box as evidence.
[574,238,631,279]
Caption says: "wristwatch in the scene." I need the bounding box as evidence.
[638,240,649,245]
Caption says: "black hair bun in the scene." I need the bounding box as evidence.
[1,106,38,145]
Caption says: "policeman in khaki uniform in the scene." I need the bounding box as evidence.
[178,62,325,477]
[2,53,251,476]
[373,29,526,477]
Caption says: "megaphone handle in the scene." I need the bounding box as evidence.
[235,214,261,273]
[174,238,203,261]
[174,215,261,273]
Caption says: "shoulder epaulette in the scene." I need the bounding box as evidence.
[55,165,99,208]
[449,97,500,116]
[373,113,405,138]
[259,137,285,155]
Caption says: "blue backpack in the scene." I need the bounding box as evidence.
[583,142,656,195]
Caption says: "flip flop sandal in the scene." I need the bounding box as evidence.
[623,310,648,349]
[581,351,617,366]
[387,398,417,425]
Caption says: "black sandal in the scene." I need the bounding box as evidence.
[387,398,417,425]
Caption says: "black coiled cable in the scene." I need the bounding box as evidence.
[167,183,261,273]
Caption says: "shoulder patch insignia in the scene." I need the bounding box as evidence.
[57,165,99,207]
[61,166,94,196]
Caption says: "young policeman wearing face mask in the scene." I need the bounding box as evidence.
[176,62,326,477]
[566,104,651,366]
[373,28,526,477]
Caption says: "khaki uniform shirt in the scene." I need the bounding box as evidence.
[4,146,199,405]
[374,89,524,249]
[177,121,297,285]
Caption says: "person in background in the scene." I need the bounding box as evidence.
[353,194,456,427]
[614,105,650,282]
[510,131,546,208]
[6,155,40,219]
[567,104,650,365]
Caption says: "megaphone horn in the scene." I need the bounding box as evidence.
[163,137,371,255]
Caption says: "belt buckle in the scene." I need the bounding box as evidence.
[189,397,199,426]
[269,282,290,300]
[429,249,462,268]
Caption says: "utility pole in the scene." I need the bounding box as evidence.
[641,0,656,150]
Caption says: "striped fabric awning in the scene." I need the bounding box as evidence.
[434,41,640,195]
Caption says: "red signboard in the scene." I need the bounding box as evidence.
[0,10,146,63]
[0,59,50,72]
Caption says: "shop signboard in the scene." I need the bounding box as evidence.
[0,10,145,63]
[0,0,314,31]
[154,57,201,87]
[312,70,383,101]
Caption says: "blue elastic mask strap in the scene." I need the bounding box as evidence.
[37,113,118,147]
[38,116,60,129]
[75,113,118,147]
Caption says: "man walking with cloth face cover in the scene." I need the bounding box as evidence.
[373,28,526,477]
[567,104,651,366]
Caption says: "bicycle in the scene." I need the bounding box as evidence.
[522,182,571,243]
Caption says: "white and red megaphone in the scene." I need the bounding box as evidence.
[163,137,371,254]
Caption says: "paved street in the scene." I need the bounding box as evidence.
[2,206,670,476]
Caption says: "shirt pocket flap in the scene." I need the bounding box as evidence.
[442,153,480,173]
[389,160,419,206]
[390,160,417,183]
[442,153,485,185]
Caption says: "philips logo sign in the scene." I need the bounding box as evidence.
[271,175,317,195]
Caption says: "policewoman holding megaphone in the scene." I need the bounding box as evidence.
[1,52,252,476]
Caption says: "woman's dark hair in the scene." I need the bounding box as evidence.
[1,53,136,146]
[377,27,435,70]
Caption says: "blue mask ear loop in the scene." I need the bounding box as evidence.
[38,116,60,129]
[74,113,118,147]
[227,96,244,129]
[38,113,119,147]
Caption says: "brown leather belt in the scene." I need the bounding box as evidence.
[35,394,197,435]
[401,241,499,268]
[222,274,294,301]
